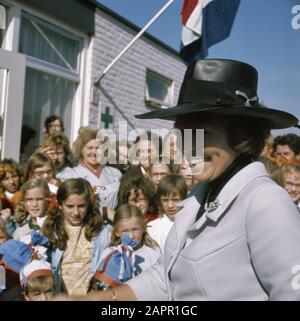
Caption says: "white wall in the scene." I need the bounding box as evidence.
[90,8,186,133]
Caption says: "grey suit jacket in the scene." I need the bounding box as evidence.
[127,162,300,300]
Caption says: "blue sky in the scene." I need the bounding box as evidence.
[97,0,300,134]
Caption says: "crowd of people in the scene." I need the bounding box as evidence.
[0,59,300,301]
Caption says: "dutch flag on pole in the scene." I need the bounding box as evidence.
[180,0,240,63]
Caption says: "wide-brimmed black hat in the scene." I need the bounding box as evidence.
[136,59,298,129]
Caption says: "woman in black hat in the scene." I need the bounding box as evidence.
[55,59,300,301]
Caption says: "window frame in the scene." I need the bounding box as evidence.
[145,69,174,108]
[0,0,91,144]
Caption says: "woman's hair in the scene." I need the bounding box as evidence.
[24,275,55,296]
[280,163,300,184]
[117,175,158,214]
[72,127,98,159]
[111,204,158,249]
[226,116,270,160]
[156,175,188,216]
[14,178,50,225]
[23,153,56,182]
[259,134,274,158]
[0,159,23,194]
[258,157,283,185]
[44,114,64,133]
[0,159,23,181]
[42,178,103,250]
[42,133,71,158]
[273,134,300,156]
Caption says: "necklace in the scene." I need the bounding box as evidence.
[204,189,221,213]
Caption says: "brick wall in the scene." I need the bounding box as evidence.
[90,8,186,135]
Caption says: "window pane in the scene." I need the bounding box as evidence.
[148,77,169,102]
[22,68,77,150]
[19,13,81,71]
[146,71,173,106]
[0,4,7,48]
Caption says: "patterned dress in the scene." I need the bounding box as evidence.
[61,223,93,295]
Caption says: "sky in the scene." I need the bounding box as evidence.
[97,0,300,135]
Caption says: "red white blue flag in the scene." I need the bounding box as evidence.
[180,0,240,63]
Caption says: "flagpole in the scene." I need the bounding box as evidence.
[94,0,176,86]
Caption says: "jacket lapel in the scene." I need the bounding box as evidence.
[190,162,268,230]
[173,196,201,249]
[164,162,268,299]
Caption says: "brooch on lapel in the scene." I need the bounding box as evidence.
[204,199,221,213]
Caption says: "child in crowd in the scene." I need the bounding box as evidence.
[149,156,172,188]
[0,238,49,301]
[162,131,183,175]
[134,132,160,178]
[42,178,111,295]
[41,132,73,179]
[24,152,59,194]
[118,175,158,223]
[90,204,160,291]
[0,239,32,301]
[147,175,188,253]
[178,158,194,192]
[0,159,23,219]
[12,178,50,241]
[20,259,55,301]
[280,163,300,212]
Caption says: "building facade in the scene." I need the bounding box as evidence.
[0,0,186,161]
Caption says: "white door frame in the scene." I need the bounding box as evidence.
[0,48,25,160]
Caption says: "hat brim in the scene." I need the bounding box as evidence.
[135,103,298,129]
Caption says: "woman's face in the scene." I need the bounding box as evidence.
[48,119,63,135]
[175,115,236,183]
[128,189,149,216]
[24,187,49,219]
[150,164,171,187]
[32,164,54,182]
[136,139,157,170]
[1,172,21,193]
[61,193,88,226]
[81,139,101,167]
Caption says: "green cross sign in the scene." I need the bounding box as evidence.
[101,106,113,129]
